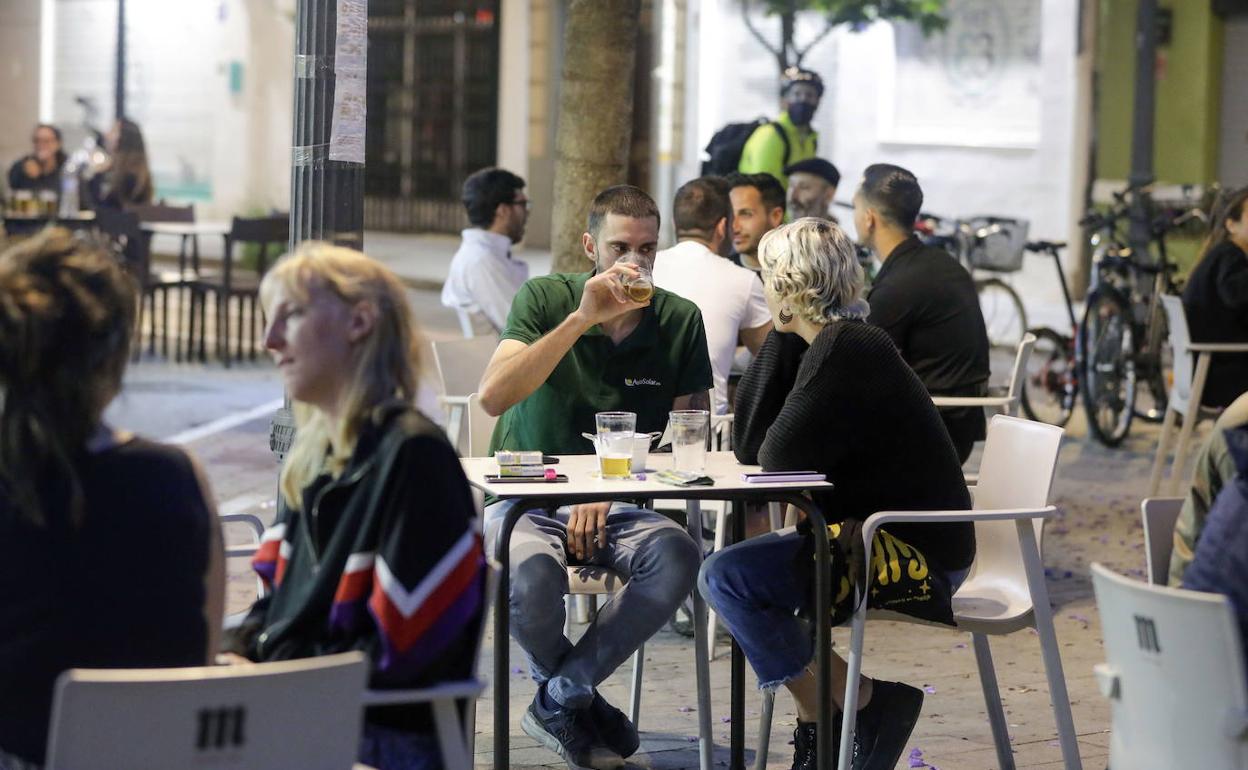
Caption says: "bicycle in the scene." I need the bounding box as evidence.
[915,213,1029,353]
[1019,239,1079,427]
[1076,187,1205,446]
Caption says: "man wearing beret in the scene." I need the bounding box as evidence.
[784,157,840,222]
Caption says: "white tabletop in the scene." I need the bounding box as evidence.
[141,221,231,237]
[462,451,833,500]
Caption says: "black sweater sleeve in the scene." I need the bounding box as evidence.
[732,329,808,464]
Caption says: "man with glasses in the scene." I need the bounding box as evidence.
[442,167,532,335]
[7,124,66,199]
[738,68,823,190]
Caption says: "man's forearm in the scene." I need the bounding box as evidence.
[478,312,593,415]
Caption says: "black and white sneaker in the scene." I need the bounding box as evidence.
[587,690,640,758]
[790,716,844,770]
[521,690,624,770]
[851,680,924,770]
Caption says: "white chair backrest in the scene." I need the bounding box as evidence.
[46,652,367,770]
[432,337,499,399]
[1141,497,1184,585]
[466,393,499,457]
[1091,563,1248,769]
[1160,295,1193,410]
[1003,332,1038,416]
[966,415,1064,583]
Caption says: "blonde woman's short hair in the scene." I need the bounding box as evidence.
[260,242,422,509]
[758,217,868,325]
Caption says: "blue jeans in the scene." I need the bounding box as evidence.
[358,723,443,770]
[699,527,968,690]
[484,501,700,709]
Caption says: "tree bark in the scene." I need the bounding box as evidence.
[550,0,642,273]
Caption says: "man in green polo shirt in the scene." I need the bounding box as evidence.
[738,67,822,189]
[478,185,712,770]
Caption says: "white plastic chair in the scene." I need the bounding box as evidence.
[1141,497,1183,585]
[933,332,1036,484]
[756,415,1080,770]
[930,332,1036,418]
[1147,295,1248,496]
[431,338,499,454]
[45,652,368,770]
[466,393,649,726]
[361,564,499,770]
[1090,562,1248,770]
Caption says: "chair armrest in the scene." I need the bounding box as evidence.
[441,395,471,406]
[859,506,1058,576]
[1187,343,1248,354]
[225,545,259,558]
[363,679,486,706]
[220,512,265,540]
[931,396,1015,408]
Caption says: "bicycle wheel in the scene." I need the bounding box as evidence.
[975,277,1027,351]
[1020,327,1075,427]
[1079,291,1137,446]
[1134,300,1171,423]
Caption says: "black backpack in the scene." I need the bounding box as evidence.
[700,118,791,176]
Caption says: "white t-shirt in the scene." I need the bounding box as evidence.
[441,228,530,333]
[653,240,772,414]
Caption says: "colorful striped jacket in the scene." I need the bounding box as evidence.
[224,403,485,728]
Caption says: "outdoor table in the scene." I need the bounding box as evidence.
[463,451,838,770]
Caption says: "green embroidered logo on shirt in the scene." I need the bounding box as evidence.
[624,377,661,387]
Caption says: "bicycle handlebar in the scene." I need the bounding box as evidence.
[1025,240,1066,253]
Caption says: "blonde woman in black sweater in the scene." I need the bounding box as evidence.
[698,218,975,770]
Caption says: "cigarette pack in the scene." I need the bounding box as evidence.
[496,464,547,477]
[495,450,543,466]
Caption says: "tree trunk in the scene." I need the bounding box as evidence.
[549,0,642,273]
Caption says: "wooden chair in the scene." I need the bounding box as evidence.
[129,202,198,360]
[190,215,288,366]
[94,208,172,361]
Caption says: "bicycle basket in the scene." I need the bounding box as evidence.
[963,217,1029,272]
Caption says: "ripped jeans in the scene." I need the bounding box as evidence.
[699,527,967,690]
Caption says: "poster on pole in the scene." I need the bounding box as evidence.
[878,0,1042,149]
[329,0,367,164]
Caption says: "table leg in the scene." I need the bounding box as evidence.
[730,500,746,770]
[492,502,531,770]
[686,500,715,770]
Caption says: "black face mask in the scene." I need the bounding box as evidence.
[787,102,816,126]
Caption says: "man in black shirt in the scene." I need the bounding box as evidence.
[853,163,990,462]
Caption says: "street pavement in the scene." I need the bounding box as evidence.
[115,239,1203,769]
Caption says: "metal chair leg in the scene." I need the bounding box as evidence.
[971,632,1015,770]
[755,688,775,770]
[629,643,645,728]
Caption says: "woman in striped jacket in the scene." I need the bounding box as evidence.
[223,243,485,770]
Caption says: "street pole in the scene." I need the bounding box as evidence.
[115,0,126,120]
[270,0,368,462]
[1127,0,1157,263]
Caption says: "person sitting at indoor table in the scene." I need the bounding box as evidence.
[698,217,976,770]
[7,123,66,200]
[0,228,224,770]
[87,118,153,210]
[222,242,486,770]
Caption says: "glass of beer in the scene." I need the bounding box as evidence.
[621,264,654,303]
[595,411,637,479]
